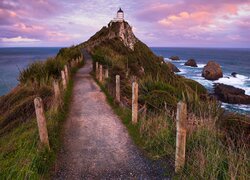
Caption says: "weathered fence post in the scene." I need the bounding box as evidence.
[34,97,50,149]
[116,75,120,102]
[175,101,187,173]
[61,70,67,90]
[96,62,99,79]
[64,65,69,82]
[99,65,103,82]
[105,69,109,79]
[132,82,138,124]
[53,80,60,101]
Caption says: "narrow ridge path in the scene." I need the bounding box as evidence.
[53,51,166,179]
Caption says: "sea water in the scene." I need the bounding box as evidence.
[151,47,250,114]
[0,47,61,96]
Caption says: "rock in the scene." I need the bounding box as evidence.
[184,59,198,67]
[202,61,223,80]
[166,62,180,73]
[169,56,180,61]
[214,83,250,104]
[231,72,237,77]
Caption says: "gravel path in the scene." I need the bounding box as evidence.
[53,51,167,179]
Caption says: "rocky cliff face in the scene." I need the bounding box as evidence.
[117,21,137,50]
[82,21,138,51]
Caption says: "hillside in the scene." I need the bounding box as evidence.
[81,20,249,179]
[80,21,208,111]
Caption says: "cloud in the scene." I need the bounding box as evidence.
[133,0,250,47]
[0,0,250,47]
[1,36,40,42]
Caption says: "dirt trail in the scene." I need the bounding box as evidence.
[53,51,167,179]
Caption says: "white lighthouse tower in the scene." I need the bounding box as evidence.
[112,8,124,22]
[116,8,124,21]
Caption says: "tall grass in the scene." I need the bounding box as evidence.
[0,46,83,178]
[94,60,249,179]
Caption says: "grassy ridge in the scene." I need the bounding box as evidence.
[0,46,83,178]
[86,20,249,178]
[94,65,249,179]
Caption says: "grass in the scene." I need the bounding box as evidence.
[0,78,74,179]
[0,45,84,178]
[94,69,250,179]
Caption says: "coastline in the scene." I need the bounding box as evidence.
[151,47,250,114]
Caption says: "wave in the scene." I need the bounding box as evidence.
[176,68,187,75]
[197,63,206,68]
[221,103,250,114]
[236,74,249,80]
[164,58,187,63]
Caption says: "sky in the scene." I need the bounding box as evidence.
[0,0,250,48]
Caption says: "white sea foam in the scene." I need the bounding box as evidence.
[244,87,250,95]
[215,76,243,86]
[176,68,187,75]
[236,74,249,80]
[165,59,187,63]
[197,63,206,68]
[221,103,250,113]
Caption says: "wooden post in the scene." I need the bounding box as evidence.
[99,65,103,82]
[175,101,187,173]
[116,75,120,102]
[53,80,60,101]
[34,97,50,149]
[105,69,109,79]
[96,62,99,79]
[61,70,67,90]
[132,82,138,124]
[64,65,69,82]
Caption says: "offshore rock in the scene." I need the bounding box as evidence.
[202,61,223,80]
[214,83,250,104]
[184,59,198,67]
[169,56,180,61]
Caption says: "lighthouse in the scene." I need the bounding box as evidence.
[116,8,124,22]
[112,8,124,22]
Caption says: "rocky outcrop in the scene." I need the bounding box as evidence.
[231,72,237,77]
[202,61,223,80]
[184,59,198,67]
[166,62,180,73]
[214,83,250,104]
[82,21,138,51]
[118,21,137,50]
[169,56,180,61]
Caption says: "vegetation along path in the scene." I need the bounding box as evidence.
[53,51,166,179]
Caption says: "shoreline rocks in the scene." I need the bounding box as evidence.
[184,59,197,67]
[202,61,223,80]
[231,72,237,77]
[169,56,180,61]
[214,83,250,104]
[166,62,180,72]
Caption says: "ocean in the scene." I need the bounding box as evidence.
[0,47,249,114]
[151,47,250,114]
[0,47,61,96]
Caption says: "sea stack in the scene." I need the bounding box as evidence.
[202,61,223,80]
[184,59,198,67]
[169,56,180,61]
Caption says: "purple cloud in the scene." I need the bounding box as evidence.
[0,0,250,47]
